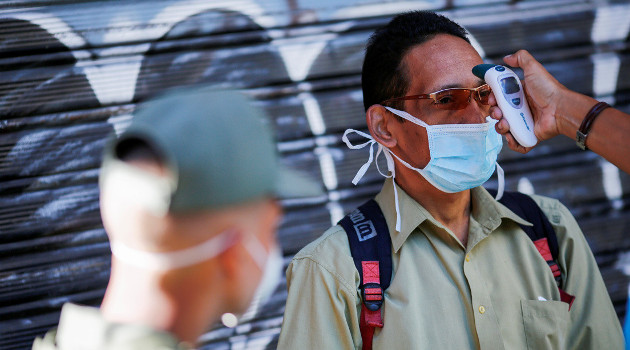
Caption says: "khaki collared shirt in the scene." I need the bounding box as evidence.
[278,179,623,349]
[32,303,190,350]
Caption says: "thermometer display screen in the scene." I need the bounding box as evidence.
[500,77,520,94]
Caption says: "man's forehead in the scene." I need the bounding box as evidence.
[402,34,484,92]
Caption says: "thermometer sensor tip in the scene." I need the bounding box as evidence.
[472,64,497,80]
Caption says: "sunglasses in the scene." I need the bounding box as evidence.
[381,84,492,110]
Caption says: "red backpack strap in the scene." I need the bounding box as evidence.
[533,238,562,283]
[492,190,576,310]
[359,261,384,350]
[533,238,575,309]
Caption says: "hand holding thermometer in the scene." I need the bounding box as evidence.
[472,64,538,147]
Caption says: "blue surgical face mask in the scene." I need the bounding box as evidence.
[342,107,504,232]
[384,107,503,193]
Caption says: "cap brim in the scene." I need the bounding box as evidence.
[274,166,324,199]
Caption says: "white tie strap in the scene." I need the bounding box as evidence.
[341,129,402,231]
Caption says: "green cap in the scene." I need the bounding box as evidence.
[101,87,323,214]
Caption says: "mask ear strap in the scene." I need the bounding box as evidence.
[355,141,377,185]
[242,234,270,272]
[342,128,375,150]
[379,149,402,232]
[387,148,423,172]
[384,106,430,128]
[110,229,237,270]
[494,162,505,201]
[393,184,402,232]
[340,127,402,232]
[373,145,391,179]
[343,128,394,185]
[343,129,376,185]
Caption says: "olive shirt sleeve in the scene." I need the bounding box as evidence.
[277,226,362,350]
[532,195,624,349]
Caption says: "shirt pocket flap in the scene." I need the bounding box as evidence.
[521,299,569,350]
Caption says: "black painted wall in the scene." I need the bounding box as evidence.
[1,0,630,349]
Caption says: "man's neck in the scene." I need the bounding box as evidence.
[101,265,219,344]
[393,165,472,247]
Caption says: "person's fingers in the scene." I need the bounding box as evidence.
[489,106,503,121]
[505,49,551,82]
[504,132,533,154]
[505,132,524,153]
[503,52,518,67]
[495,122,502,134]
[504,49,535,69]
[487,92,497,106]
[495,118,510,135]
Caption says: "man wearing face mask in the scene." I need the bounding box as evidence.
[278,11,623,350]
[32,88,322,350]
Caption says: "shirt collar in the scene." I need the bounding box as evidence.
[471,186,532,230]
[374,178,432,253]
[374,179,532,253]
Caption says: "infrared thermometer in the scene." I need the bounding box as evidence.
[473,64,538,147]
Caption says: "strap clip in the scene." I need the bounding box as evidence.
[362,282,383,311]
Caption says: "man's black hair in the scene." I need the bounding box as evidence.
[116,138,162,164]
[361,11,470,112]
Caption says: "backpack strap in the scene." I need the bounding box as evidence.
[490,190,575,309]
[338,199,391,350]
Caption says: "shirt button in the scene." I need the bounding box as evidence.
[479,305,486,314]
[465,254,471,262]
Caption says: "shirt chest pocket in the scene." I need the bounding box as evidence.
[521,299,570,350]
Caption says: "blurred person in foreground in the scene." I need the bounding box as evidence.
[32,88,321,350]
[278,11,623,349]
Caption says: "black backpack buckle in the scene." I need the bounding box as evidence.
[362,282,383,311]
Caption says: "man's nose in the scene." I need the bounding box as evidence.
[460,94,488,124]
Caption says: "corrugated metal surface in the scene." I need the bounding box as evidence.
[1,0,630,349]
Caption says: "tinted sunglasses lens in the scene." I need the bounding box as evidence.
[477,86,491,105]
[433,89,471,110]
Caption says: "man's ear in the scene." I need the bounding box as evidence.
[215,229,261,312]
[206,228,238,275]
[366,105,397,148]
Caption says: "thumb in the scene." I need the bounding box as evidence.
[503,49,537,70]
